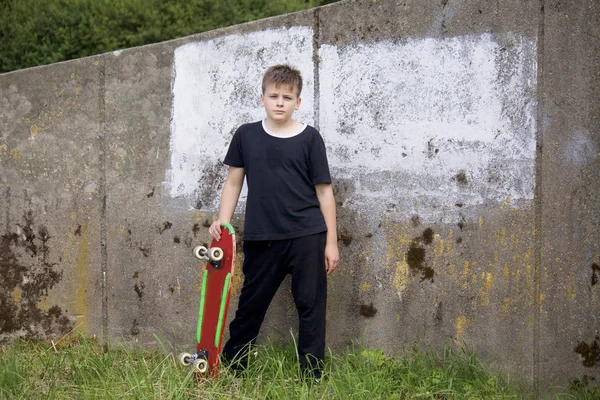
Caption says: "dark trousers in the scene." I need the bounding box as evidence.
[222,232,327,376]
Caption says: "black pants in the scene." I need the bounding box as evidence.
[222,232,327,376]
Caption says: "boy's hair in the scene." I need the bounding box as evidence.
[262,64,303,97]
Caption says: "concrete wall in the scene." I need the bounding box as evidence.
[0,0,598,392]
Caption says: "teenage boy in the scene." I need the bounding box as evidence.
[208,64,339,379]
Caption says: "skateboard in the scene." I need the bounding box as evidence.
[178,223,236,377]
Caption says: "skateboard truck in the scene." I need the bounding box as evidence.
[178,349,210,374]
[193,245,224,268]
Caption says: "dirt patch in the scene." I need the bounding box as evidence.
[592,264,600,286]
[359,303,377,318]
[405,228,436,282]
[575,336,600,367]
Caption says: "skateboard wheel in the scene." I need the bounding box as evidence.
[193,245,208,260]
[209,247,223,262]
[178,352,193,366]
[193,359,209,374]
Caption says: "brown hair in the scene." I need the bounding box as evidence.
[261,64,303,96]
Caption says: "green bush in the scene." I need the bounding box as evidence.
[0,0,338,73]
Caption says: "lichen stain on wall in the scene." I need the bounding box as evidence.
[368,206,536,331]
[0,211,73,340]
[454,314,469,346]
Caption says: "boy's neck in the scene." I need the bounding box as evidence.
[263,117,303,134]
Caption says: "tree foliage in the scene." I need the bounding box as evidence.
[0,0,339,73]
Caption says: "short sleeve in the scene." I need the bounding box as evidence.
[308,131,331,185]
[223,127,244,167]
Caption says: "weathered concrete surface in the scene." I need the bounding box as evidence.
[0,59,104,340]
[538,0,600,388]
[0,0,598,393]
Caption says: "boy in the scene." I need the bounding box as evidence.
[208,64,339,380]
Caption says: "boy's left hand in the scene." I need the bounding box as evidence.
[325,243,339,275]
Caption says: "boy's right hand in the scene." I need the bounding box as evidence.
[209,220,223,241]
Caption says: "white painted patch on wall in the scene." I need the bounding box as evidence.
[319,33,537,222]
[166,29,537,222]
[165,26,314,210]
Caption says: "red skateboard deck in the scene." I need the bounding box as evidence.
[178,223,236,378]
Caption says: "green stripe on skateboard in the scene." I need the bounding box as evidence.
[214,273,231,348]
[196,270,208,344]
[220,223,235,235]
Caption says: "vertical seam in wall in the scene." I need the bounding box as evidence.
[98,55,108,342]
[533,0,545,394]
[312,7,320,131]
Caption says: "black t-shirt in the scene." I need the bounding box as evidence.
[224,120,331,241]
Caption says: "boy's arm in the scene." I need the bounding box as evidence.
[315,183,339,275]
[209,166,245,240]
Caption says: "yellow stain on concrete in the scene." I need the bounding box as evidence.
[74,221,90,331]
[193,211,202,223]
[510,233,519,247]
[361,282,372,293]
[381,219,413,299]
[503,265,510,280]
[30,124,39,136]
[447,229,454,253]
[38,296,49,312]
[436,239,443,255]
[10,148,20,159]
[462,261,470,280]
[494,228,508,244]
[566,285,576,300]
[392,259,410,300]
[502,297,511,316]
[11,287,23,304]
[479,217,484,227]
[480,272,493,306]
[455,315,468,345]
[524,248,533,274]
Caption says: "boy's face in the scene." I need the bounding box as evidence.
[260,83,301,123]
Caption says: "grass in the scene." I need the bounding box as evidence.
[0,334,597,399]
